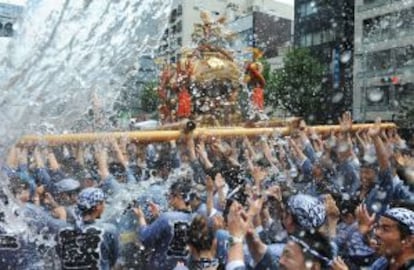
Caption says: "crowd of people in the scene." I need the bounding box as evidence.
[1,112,414,270]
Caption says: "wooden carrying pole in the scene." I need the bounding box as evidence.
[18,122,397,146]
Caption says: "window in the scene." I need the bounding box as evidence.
[322,29,334,43]
[363,0,387,6]
[394,45,414,68]
[4,22,13,37]
[170,9,177,24]
[177,4,182,16]
[176,21,182,33]
[366,86,389,108]
[363,8,414,43]
[366,50,391,72]
[312,32,322,46]
[304,33,312,46]
[300,35,306,47]
[298,1,317,17]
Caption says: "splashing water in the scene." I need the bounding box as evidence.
[0,0,172,155]
[340,50,352,64]
[367,88,384,103]
[0,0,173,259]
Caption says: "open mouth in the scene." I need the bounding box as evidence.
[369,237,380,251]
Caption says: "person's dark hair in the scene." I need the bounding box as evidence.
[0,189,8,205]
[77,202,103,217]
[255,157,272,168]
[291,230,333,269]
[339,198,360,217]
[187,215,215,253]
[360,159,379,172]
[8,180,29,196]
[109,162,125,176]
[169,181,192,202]
[389,200,414,211]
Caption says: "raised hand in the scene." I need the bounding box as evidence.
[339,111,353,133]
[148,201,160,219]
[227,201,249,238]
[356,204,376,235]
[367,117,381,138]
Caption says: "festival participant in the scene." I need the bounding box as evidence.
[144,141,181,181]
[133,180,194,270]
[357,204,414,269]
[50,177,81,223]
[334,112,361,197]
[0,189,43,270]
[184,215,223,270]
[279,230,334,270]
[108,138,137,183]
[6,172,68,268]
[225,200,279,270]
[93,142,122,195]
[56,187,120,270]
[335,199,377,269]
[359,119,413,214]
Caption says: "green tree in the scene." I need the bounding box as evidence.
[259,58,271,83]
[140,81,159,113]
[266,48,327,123]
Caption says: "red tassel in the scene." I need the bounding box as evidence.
[177,88,192,118]
[251,87,264,110]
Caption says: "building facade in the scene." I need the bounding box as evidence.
[227,9,293,70]
[353,0,414,122]
[0,2,23,37]
[158,0,293,67]
[294,0,354,120]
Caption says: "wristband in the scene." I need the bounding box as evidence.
[228,235,244,246]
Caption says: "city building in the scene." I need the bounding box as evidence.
[158,0,293,68]
[294,0,354,119]
[0,1,23,37]
[353,0,414,122]
[227,5,293,70]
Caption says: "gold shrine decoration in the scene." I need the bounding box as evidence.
[17,123,397,146]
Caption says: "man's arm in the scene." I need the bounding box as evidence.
[367,118,389,171]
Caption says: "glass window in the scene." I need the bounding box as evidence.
[367,49,391,72]
[298,2,317,17]
[4,22,13,37]
[170,9,177,24]
[363,0,387,5]
[366,86,389,108]
[312,31,322,46]
[395,45,414,68]
[177,4,182,16]
[176,21,182,33]
[305,33,312,46]
[322,29,334,43]
[300,35,306,47]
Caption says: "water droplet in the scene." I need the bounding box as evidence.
[305,260,314,268]
[372,202,382,212]
[340,50,352,63]
[367,88,384,102]
[332,92,344,103]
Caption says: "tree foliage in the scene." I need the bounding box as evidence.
[266,48,327,122]
[140,81,159,113]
